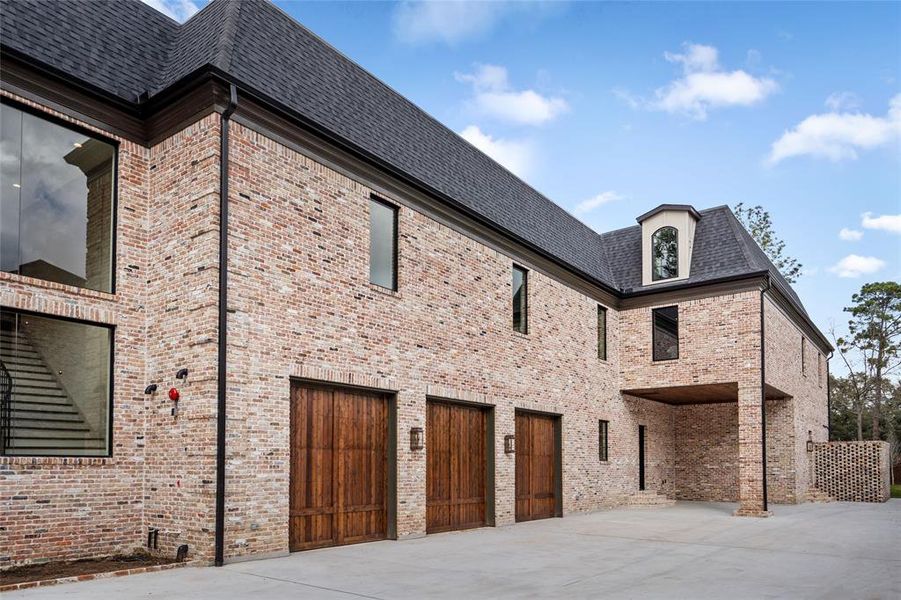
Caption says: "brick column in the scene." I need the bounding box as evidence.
[735,384,770,516]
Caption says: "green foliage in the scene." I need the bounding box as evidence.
[733,203,802,283]
[835,282,901,441]
[892,485,901,499]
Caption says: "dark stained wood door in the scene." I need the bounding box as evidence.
[515,411,559,522]
[289,383,389,551]
[426,401,488,533]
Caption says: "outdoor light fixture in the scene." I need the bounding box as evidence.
[806,430,814,453]
[144,384,158,395]
[504,434,515,454]
[410,427,424,451]
[175,368,189,380]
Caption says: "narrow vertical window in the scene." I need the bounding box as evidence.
[369,197,397,290]
[512,265,528,334]
[801,336,806,375]
[598,420,609,462]
[597,305,607,360]
[817,352,823,386]
[651,226,678,281]
[652,306,679,361]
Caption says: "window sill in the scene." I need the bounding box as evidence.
[512,330,530,340]
[367,283,401,298]
[0,271,116,302]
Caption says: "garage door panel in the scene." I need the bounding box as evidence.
[426,401,488,534]
[515,411,559,522]
[290,384,388,552]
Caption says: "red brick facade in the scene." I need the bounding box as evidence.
[0,94,829,567]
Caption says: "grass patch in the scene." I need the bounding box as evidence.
[892,484,901,499]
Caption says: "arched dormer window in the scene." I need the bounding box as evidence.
[652,226,678,281]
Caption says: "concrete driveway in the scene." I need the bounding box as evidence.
[8,501,900,599]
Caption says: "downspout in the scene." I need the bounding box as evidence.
[826,351,833,440]
[760,274,771,513]
[215,83,238,567]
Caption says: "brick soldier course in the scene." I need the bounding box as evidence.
[1,0,837,568]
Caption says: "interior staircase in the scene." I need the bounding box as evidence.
[0,319,105,455]
[626,490,676,508]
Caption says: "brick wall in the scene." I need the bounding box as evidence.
[674,403,738,501]
[812,441,891,502]
[0,91,150,567]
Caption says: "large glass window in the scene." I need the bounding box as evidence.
[369,197,397,290]
[0,308,112,456]
[512,265,528,334]
[1,103,116,292]
[597,305,607,360]
[652,306,679,361]
[651,226,678,281]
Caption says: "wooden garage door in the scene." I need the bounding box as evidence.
[515,411,559,522]
[426,401,488,533]
[289,383,389,552]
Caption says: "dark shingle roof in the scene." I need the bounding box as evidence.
[0,0,821,341]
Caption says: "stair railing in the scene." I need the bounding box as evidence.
[0,358,11,454]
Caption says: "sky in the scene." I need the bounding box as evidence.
[146,0,900,369]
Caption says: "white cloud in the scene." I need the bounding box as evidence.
[829,254,886,278]
[393,1,524,45]
[573,191,623,216]
[768,94,901,164]
[459,125,534,178]
[838,228,863,241]
[455,64,568,126]
[825,91,862,112]
[141,0,199,22]
[861,212,901,234]
[648,43,779,120]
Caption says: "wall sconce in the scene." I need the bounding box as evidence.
[410,427,424,451]
[806,430,814,453]
[504,434,515,454]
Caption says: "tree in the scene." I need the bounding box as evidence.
[835,282,901,440]
[733,203,803,283]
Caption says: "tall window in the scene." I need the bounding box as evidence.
[597,305,607,360]
[369,197,397,290]
[512,265,528,334]
[801,336,807,375]
[652,306,679,361]
[1,102,116,293]
[651,226,678,281]
[0,308,112,456]
[598,420,609,461]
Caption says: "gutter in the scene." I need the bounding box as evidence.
[760,274,771,512]
[215,83,238,568]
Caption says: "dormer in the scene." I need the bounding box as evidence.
[637,204,701,286]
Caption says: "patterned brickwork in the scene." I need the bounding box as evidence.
[812,442,891,503]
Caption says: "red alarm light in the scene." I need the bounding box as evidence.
[168,387,180,402]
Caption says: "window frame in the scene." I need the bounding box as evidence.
[597,304,607,361]
[651,225,679,282]
[512,265,529,334]
[651,305,679,362]
[0,307,115,458]
[368,194,399,291]
[598,419,609,462]
[0,97,119,295]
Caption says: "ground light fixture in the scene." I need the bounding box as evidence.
[410,427,424,451]
[504,434,516,454]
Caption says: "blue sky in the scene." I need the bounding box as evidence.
[149,1,900,363]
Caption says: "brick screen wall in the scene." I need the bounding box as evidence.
[812,441,891,502]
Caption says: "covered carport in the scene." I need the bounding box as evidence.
[623,382,792,514]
